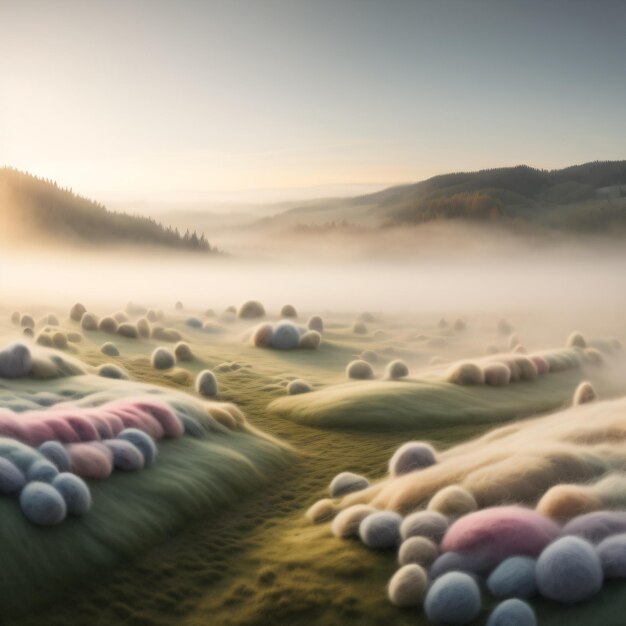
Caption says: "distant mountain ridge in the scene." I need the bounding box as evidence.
[262,161,626,233]
[0,168,217,252]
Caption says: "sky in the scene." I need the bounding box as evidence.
[1,0,625,206]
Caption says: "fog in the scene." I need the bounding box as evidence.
[1,223,625,334]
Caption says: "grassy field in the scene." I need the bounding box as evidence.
[0,305,625,625]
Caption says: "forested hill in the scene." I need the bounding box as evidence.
[263,160,626,232]
[0,168,216,252]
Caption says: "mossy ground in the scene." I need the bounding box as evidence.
[1,308,626,625]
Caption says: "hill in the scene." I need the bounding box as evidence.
[0,168,217,252]
[260,161,626,233]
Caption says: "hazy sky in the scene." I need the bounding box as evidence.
[1,0,625,204]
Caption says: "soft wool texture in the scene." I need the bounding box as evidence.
[118,322,139,338]
[331,504,377,539]
[0,457,26,494]
[305,498,338,524]
[400,511,449,543]
[359,511,403,549]
[389,441,437,477]
[20,481,67,525]
[27,459,59,482]
[174,342,193,362]
[298,331,321,350]
[398,536,439,567]
[238,300,265,319]
[346,360,374,380]
[536,536,603,604]
[80,312,99,331]
[101,342,120,357]
[486,599,537,626]
[562,511,626,543]
[52,472,92,515]
[151,347,175,370]
[482,362,511,386]
[596,533,626,578]
[387,564,428,608]
[98,316,118,333]
[102,439,145,471]
[252,323,274,347]
[0,343,32,378]
[446,362,484,385]
[67,442,114,480]
[196,370,218,398]
[280,304,297,318]
[38,441,70,472]
[307,315,324,333]
[441,506,560,573]
[270,321,301,350]
[329,472,369,498]
[566,331,587,348]
[287,379,312,395]
[384,360,409,380]
[428,485,477,517]
[117,428,157,466]
[98,364,129,380]
[573,381,597,405]
[69,303,86,321]
[487,556,538,599]
[424,571,481,626]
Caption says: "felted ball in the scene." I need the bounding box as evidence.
[280,304,297,318]
[401,511,449,543]
[352,320,368,334]
[252,323,274,347]
[389,441,437,476]
[429,551,487,579]
[0,457,26,494]
[385,359,409,380]
[535,536,603,604]
[174,341,193,362]
[428,485,478,517]
[270,321,300,350]
[38,441,71,472]
[195,370,218,397]
[80,312,98,331]
[298,331,321,350]
[573,381,597,406]
[118,322,139,338]
[359,511,403,549]
[346,359,374,380]
[101,342,120,356]
[136,318,151,338]
[0,343,32,378]
[180,414,205,438]
[329,471,369,498]
[151,347,175,370]
[185,317,203,328]
[529,355,549,375]
[566,332,586,348]
[102,439,145,471]
[52,472,91,515]
[486,599,537,626]
[52,332,68,349]
[27,459,59,483]
[487,556,538,599]
[98,364,129,379]
[70,303,86,321]
[398,536,439,567]
[562,511,626,543]
[287,379,312,395]
[98,316,118,333]
[536,484,602,521]
[20,481,67,525]
[307,315,324,333]
[447,362,484,385]
[424,571,481,625]
[35,333,53,347]
[305,498,338,524]
[483,362,511,386]
[20,314,35,329]
[331,504,377,539]
[441,506,560,572]
[238,300,265,319]
[597,533,626,578]
[387,564,428,608]
[67,443,113,479]
[117,428,157,466]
